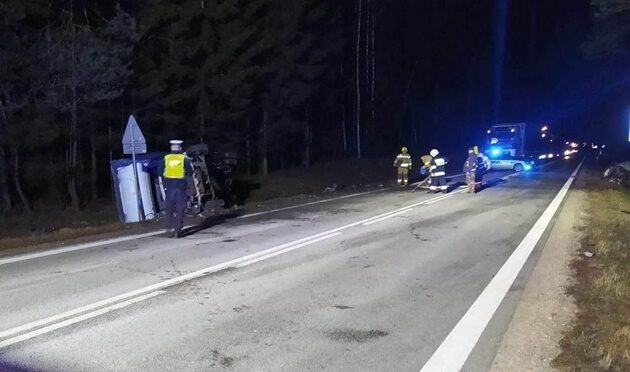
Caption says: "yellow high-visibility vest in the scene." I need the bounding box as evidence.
[163,153,186,179]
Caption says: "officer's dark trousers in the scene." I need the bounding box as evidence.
[164,187,187,232]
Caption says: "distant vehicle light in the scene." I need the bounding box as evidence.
[538,154,547,159]
[510,128,516,133]
[570,142,578,148]
[564,156,571,160]
[548,153,554,158]
[602,144,606,148]
[564,150,572,156]
[541,133,547,138]
[487,130,491,134]
[541,126,548,131]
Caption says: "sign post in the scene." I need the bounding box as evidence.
[122,115,147,221]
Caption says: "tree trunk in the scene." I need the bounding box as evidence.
[10,146,31,213]
[68,8,81,211]
[402,59,419,114]
[90,121,97,201]
[303,106,311,168]
[355,0,363,159]
[340,64,348,153]
[341,104,347,153]
[199,111,205,143]
[259,109,268,176]
[0,103,12,211]
[108,101,113,161]
[0,145,11,212]
[371,1,376,122]
[246,119,252,177]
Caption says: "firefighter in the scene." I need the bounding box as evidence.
[160,140,192,238]
[393,147,412,186]
[463,147,478,193]
[429,149,449,193]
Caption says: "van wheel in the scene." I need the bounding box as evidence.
[513,163,525,172]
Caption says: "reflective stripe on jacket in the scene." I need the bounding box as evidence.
[394,153,412,168]
[430,156,448,177]
[163,153,186,179]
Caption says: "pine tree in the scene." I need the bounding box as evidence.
[260,0,344,168]
[0,1,51,212]
[33,3,136,211]
[137,0,267,146]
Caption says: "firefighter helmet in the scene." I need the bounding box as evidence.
[430,149,439,157]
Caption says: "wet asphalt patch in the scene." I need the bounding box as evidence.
[325,328,388,343]
[209,350,234,367]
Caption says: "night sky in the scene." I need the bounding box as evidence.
[382,0,626,147]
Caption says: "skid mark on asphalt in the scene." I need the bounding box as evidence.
[325,328,388,343]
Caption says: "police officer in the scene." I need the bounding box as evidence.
[429,149,449,193]
[160,140,192,238]
[393,147,412,186]
[463,147,477,194]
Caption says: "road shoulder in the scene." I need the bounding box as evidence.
[489,188,584,371]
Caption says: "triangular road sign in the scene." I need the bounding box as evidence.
[122,115,147,155]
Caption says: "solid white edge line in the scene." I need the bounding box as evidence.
[419,160,583,372]
[362,209,414,226]
[0,231,167,267]
[0,291,165,349]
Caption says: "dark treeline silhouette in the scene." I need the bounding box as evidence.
[0,0,625,212]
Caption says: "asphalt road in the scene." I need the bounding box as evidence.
[0,160,581,372]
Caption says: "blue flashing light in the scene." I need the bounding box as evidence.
[524,164,532,171]
[490,148,501,157]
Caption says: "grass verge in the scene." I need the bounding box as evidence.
[553,177,630,371]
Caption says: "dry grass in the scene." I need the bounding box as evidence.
[553,178,630,371]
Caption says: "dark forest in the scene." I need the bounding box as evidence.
[0,0,628,213]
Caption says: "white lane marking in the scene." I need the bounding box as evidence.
[0,188,469,344]
[0,169,524,348]
[419,160,583,372]
[408,173,466,187]
[235,233,342,267]
[362,209,414,226]
[0,232,342,344]
[2,169,471,265]
[236,191,379,218]
[0,191,381,267]
[0,291,165,349]
[425,194,455,205]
